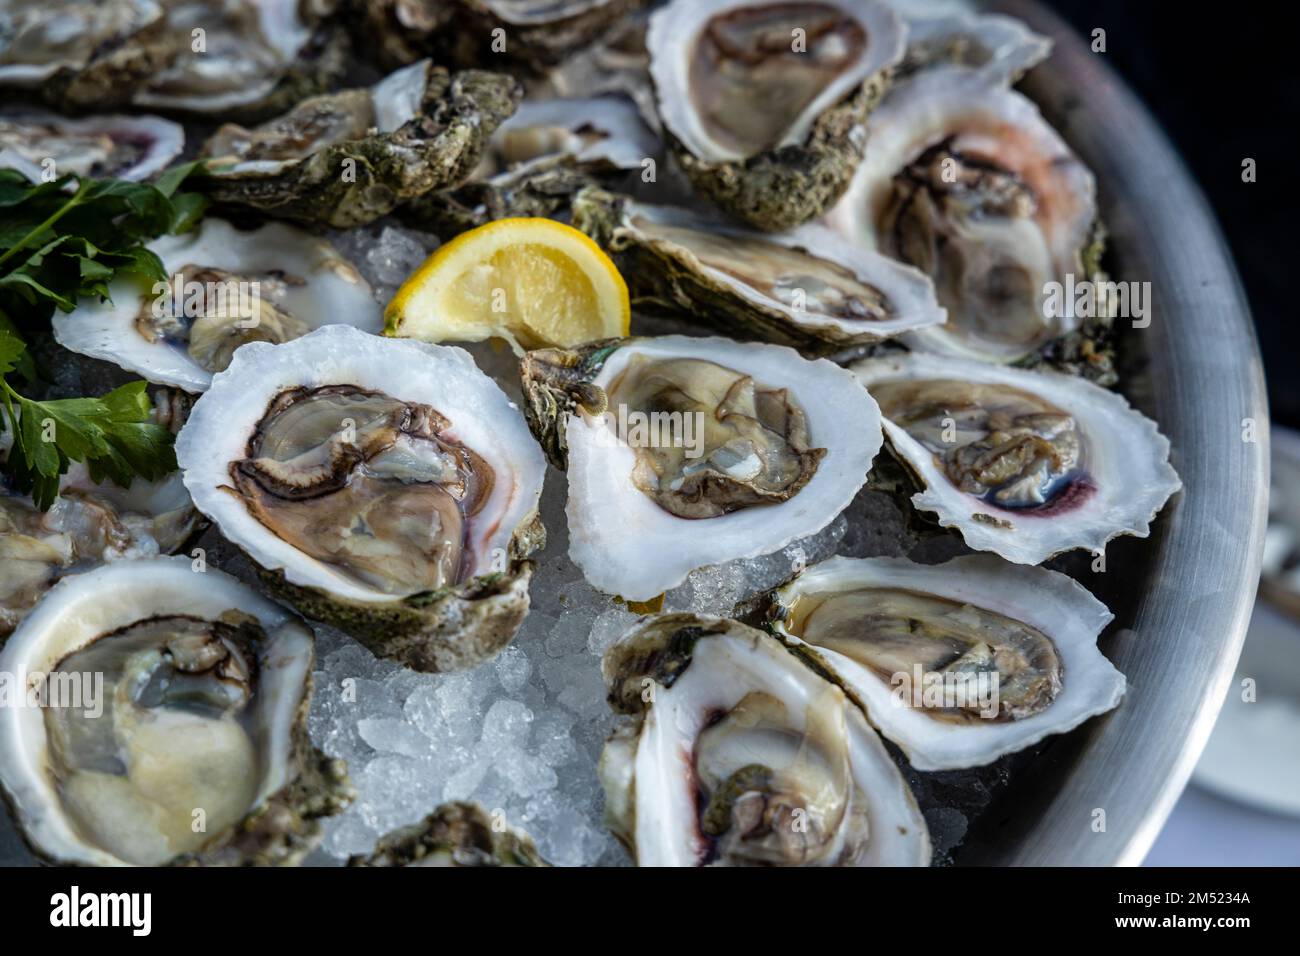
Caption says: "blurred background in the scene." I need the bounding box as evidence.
[1047,0,1300,865]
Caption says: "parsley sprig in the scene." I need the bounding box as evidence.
[0,163,207,509]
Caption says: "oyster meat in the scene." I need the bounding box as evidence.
[521,335,882,600]
[178,325,547,672]
[649,0,905,230]
[52,218,382,393]
[0,557,352,865]
[853,352,1181,564]
[200,60,522,228]
[348,802,547,867]
[769,555,1125,770]
[0,111,182,182]
[825,67,1103,364]
[573,186,944,351]
[599,613,930,865]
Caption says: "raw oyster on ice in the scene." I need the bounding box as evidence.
[200,60,521,228]
[0,111,182,182]
[769,555,1125,770]
[348,802,548,866]
[53,218,382,393]
[0,0,347,119]
[648,0,906,230]
[178,326,547,672]
[407,96,661,238]
[825,67,1105,366]
[573,187,944,351]
[852,352,1181,564]
[599,613,930,865]
[0,557,352,865]
[521,335,881,600]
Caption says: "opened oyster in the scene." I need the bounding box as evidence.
[648,0,905,230]
[52,218,381,393]
[0,0,346,118]
[853,352,1181,564]
[899,12,1051,84]
[521,335,881,600]
[356,0,640,71]
[1,392,200,637]
[0,111,182,182]
[825,67,1103,364]
[769,555,1125,770]
[178,325,546,672]
[408,95,661,238]
[599,613,930,865]
[573,187,944,351]
[348,802,547,867]
[0,557,352,865]
[200,60,521,228]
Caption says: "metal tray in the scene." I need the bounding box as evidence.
[954,0,1269,865]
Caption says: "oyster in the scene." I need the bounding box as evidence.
[52,218,382,393]
[407,95,662,238]
[899,12,1051,84]
[769,555,1125,770]
[852,352,1181,564]
[0,111,182,182]
[521,335,881,600]
[177,325,546,672]
[648,0,906,230]
[599,613,930,865]
[0,556,352,865]
[0,0,346,119]
[573,187,944,351]
[825,67,1104,364]
[348,802,547,867]
[200,60,522,228]
[354,0,640,72]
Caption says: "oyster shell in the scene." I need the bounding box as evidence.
[178,325,546,672]
[0,391,201,638]
[599,613,930,865]
[899,12,1051,84]
[406,95,662,238]
[52,218,382,393]
[649,0,906,230]
[0,556,352,865]
[852,352,1181,564]
[347,802,548,866]
[825,67,1104,364]
[354,0,641,72]
[200,60,522,228]
[0,111,182,182]
[769,555,1125,770]
[520,335,881,600]
[572,187,944,351]
[0,0,347,119]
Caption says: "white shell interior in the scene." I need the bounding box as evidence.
[0,557,312,866]
[852,352,1182,564]
[566,335,883,600]
[51,218,382,393]
[177,325,546,605]
[772,554,1124,770]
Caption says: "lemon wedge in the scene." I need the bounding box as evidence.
[384,217,630,350]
